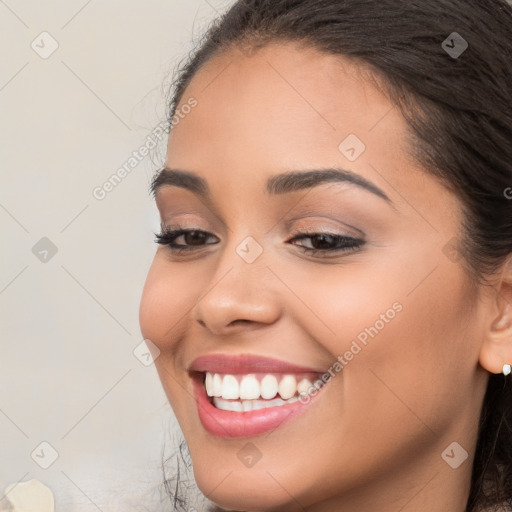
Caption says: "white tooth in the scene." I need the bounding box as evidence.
[213,394,301,412]
[239,374,260,400]
[297,378,313,396]
[230,400,243,412]
[213,397,243,411]
[241,400,253,412]
[212,373,222,397]
[260,374,278,399]
[278,375,297,400]
[221,374,239,399]
[205,372,213,397]
[268,396,287,407]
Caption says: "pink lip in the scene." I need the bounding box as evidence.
[191,374,325,438]
[188,353,327,438]
[189,353,324,374]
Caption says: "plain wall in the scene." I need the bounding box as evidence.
[0,1,233,510]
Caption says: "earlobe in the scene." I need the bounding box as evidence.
[478,255,512,375]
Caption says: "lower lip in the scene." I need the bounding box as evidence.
[191,374,324,438]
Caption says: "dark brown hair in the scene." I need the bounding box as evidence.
[159,1,512,510]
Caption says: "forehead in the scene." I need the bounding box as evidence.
[166,42,404,170]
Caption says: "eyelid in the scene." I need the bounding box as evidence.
[158,215,366,243]
[284,216,365,240]
[288,226,362,240]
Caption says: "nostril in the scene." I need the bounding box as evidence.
[228,319,251,327]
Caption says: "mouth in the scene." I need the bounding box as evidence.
[189,354,329,438]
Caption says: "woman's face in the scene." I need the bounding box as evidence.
[139,43,491,511]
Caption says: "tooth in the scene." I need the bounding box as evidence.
[205,372,213,397]
[297,378,313,396]
[278,375,297,400]
[216,397,243,412]
[268,397,287,407]
[206,372,323,403]
[241,400,253,412]
[221,374,239,399]
[260,374,278,399]
[212,373,222,397]
[239,374,260,400]
[213,395,299,412]
[230,400,243,412]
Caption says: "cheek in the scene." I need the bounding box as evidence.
[272,256,405,356]
[339,262,478,442]
[287,249,477,426]
[139,259,201,430]
[139,256,200,351]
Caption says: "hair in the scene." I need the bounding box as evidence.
[159,1,512,510]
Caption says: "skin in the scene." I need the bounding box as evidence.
[139,42,512,512]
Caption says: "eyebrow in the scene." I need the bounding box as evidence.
[151,166,392,204]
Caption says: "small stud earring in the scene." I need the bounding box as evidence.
[503,364,512,376]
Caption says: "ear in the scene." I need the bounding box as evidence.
[479,254,512,374]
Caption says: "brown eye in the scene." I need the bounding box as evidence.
[154,228,219,252]
[182,230,209,246]
[287,231,364,256]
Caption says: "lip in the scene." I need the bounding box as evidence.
[189,353,327,438]
[191,374,325,438]
[189,353,325,374]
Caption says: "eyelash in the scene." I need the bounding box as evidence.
[154,226,364,257]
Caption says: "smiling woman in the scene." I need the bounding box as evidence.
[138,0,512,511]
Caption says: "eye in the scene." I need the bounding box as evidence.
[154,227,365,258]
[287,230,364,256]
[154,227,219,253]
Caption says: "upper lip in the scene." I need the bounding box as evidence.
[189,353,324,375]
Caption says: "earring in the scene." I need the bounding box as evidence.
[503,364,512,376]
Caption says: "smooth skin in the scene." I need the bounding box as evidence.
[139,42,512,512]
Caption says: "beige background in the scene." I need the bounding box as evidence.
[0,1,233,510]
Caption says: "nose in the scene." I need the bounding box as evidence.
[191,248,282,337]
